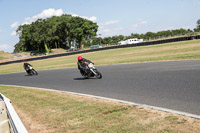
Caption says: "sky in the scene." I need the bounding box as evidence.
[0,0,200,53]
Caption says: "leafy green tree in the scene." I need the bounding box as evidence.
[14,14,98,52]
[194,19,200,32]
[145,32,155,40]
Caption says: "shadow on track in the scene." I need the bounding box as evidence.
[73,77,98,80]
[73,77,87,80]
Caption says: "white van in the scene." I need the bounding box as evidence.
[118,38,143,45]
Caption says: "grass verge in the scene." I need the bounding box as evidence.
[0,51,14,61]
[0,85,200,133]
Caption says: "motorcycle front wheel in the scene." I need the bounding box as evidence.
[31,69,38,75]
[95,70,102,79]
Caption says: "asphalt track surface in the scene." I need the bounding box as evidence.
[0,60,200,116]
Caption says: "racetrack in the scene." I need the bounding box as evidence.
[0,60,200,116]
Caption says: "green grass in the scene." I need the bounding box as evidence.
[0,51,13,61]
[1,85,200,133]
[0,39,200,74]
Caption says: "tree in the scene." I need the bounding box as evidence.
[14,14,98,52]
[194,19,200,32]
[145,32,155,40]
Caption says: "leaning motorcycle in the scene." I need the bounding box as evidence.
[80,63,102,79]
[26,66,38,75]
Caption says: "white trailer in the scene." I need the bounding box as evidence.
[118,38,143,45]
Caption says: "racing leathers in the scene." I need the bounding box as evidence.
[24,62,32,73]
[77,58,93,74]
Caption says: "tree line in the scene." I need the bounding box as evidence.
[14,17,200,53]
[14,14,98,53]
[95,26,199,46]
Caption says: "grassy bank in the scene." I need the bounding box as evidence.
[0,39,200,74]
[0,51,13,61]
[1,85,200,133]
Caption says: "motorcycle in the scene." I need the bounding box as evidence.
[26,66,38,75]
[80,63,102,79]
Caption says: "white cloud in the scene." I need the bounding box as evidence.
[11,31,17,36]
[88,16,97,22]
[132,20,148,29]
[98,20,120,30]
[10,8,64,36]
[80,15,97,22]
[19,9,97,26]
[22,8,63,25]
[11,22,19,29]
[10,23,18,36]
[71,13,97,22]
[98,26,112,36]
[102,29,112,33]
[98,20,123,37]
[99,20,147,37]
[114,27,124,31]
[141,21,147,24]
[103,20,120,26]
[0,44,12,52]
[132,24,139,28]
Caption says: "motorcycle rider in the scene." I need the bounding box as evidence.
[77,56,93,74]
[23,61,32,74]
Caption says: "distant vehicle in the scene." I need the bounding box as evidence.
[70,46,75,51]
[30,51,35,56]
[90,45,102,49]
[118,38,143,45]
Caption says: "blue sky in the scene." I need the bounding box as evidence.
[0,0,200,53]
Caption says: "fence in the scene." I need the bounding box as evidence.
[0,93,28,133]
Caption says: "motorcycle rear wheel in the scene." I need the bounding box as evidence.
[80,70,89,79]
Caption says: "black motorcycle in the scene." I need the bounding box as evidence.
[80,63,102,79]
[26,66,38,75]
